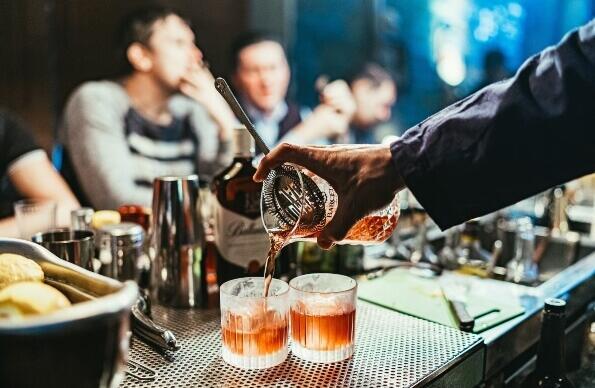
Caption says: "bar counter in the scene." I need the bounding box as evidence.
[121,301,484,387]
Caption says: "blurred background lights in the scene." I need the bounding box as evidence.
[436,45,467,86]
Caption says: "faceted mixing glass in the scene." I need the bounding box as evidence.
[289,273,357,363]
[261,163,400,246]
[220,277,289,369]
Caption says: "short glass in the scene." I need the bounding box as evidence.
[220,277,289,369]
[289,273,357,363]
[13,199,57,239]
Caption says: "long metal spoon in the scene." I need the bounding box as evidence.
[214,77,325,297]
[214,77,270,155]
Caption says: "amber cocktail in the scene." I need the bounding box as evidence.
[220,277,289,369]
[289,273,357,363]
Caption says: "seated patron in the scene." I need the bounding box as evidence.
[59,6,236,209]
[230,32,355,149]
[0,110,79,237]
[348,63,397,144]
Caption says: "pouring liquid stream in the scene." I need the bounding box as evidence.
[262,229,291,298]
[262,214,398,297]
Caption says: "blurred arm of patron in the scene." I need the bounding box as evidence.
[0,110,79,237]
[254,19,595,248]
[230,32,355,149]
[59,6,234,210]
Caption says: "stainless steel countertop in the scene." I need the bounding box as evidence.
[120,300,484,388]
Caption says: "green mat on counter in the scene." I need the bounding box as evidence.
[357,268,524,333]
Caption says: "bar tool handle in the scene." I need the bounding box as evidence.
[448,299,475,332]
[131,304,180,352]
[214,77,270,155]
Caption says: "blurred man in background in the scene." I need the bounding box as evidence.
[230,32,355,149]
[0,110,79,237]
[59,6,235,209]
[348,63,397,144]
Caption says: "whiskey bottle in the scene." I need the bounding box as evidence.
[212,127,270,284]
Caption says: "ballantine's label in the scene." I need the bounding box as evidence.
[214,201,270,269]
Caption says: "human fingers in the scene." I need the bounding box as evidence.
[253,143,331,183]
[317,196,362,249]
[321,79,350,95]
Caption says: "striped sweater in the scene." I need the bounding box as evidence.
[59,80,231,209]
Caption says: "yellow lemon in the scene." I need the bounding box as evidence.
[0,253,44,290]
[0,281,71,319]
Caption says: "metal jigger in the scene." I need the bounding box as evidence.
[150,175,205,308]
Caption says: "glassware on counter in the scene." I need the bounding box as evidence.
[220,277,289,369]
[506,217,539,285]
[71,207,94,231]
[289,273,357,363]
[14,199,57,239]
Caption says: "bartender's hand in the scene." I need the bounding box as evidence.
[253,143,405,249]
[180,61,236,141]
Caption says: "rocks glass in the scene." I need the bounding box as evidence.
[289,273,357,363]
[220,277,289,369]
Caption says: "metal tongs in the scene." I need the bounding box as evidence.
[131,288,180,353]
[50,279,179,353]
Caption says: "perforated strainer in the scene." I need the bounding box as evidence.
[214,78,331,235]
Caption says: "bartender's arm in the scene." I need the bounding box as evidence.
[254,19,595,249]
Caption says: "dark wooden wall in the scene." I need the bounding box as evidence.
[0,0,249,149]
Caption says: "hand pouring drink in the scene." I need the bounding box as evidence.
[214,77,399,299]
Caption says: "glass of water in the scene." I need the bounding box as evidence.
[13,199,57,239]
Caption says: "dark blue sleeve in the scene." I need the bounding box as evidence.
[391,19,595,230]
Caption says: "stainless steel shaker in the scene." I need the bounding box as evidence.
[150,175,206,308]
[98,222,146,282]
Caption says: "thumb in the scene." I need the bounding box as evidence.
[317,201,360,250]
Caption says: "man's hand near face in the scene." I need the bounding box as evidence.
[180,61,237,141]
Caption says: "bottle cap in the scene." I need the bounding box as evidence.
[233,126,255,157]
[544,298,566,313]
